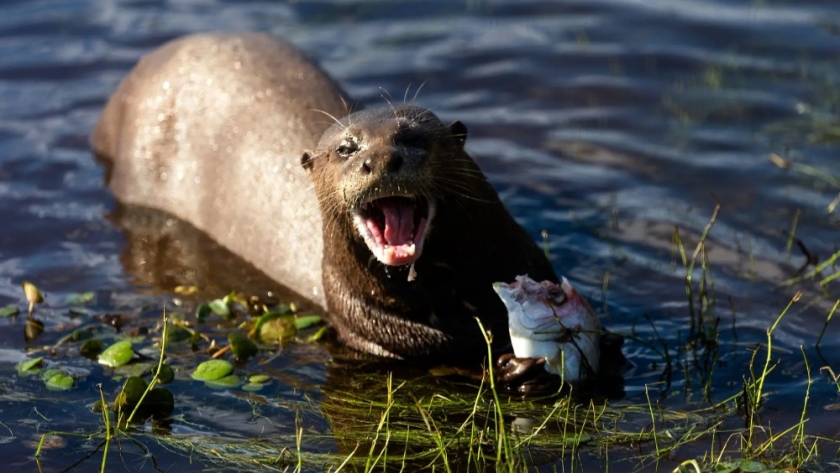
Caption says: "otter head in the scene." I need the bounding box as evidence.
[302,105,468,267]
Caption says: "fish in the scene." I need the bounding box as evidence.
[493,275,601,382]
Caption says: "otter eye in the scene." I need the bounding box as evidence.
[336,138,359,159]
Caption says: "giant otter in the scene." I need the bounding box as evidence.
[92,33,558,362]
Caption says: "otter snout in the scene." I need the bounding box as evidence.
[359,147,406,178]
[345,143,429,203]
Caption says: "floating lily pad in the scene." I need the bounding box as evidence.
[156,364,175,384]
[98,341,134,368]
[16,357,43,374]
[191,359,233,381]
[0,305,19,317]
[205,374,242,389]
[41,368,76,391]
[115,376,148,408]
[45,373,74,391]
[195,303,211,322]
[242,373,271,392]
[208,299,230,318]
[65,292,95,305]
[229,331,257,361]
[254,313,297,344]
[715,461,770,473]
[249,374,270,384]
[241,383,265,392]
[114,377,174,423]
[165,323,194,344]
[114,361,157,378]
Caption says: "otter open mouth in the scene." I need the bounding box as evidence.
[353,196,434,266]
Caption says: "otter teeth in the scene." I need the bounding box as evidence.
[353,196,433,267]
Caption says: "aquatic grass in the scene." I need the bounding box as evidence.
[19,200,840,473]
[770,153,840,213]
[785,209,801,258]
[745,292,799,452]
[792,346,816,465]
[124,307,169,426]
[815,299,839,348]
[32,308,177,473]
[475,317,516,471]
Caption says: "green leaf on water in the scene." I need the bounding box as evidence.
[229,331,258,361]
[165,323,193,344]
[45,373,74,390]
[115,376,175,422]
[714,461,769,473]
[249,374,270,384]
[208,299,230,318]
[196,303,211,322]
[40,368,64,381]
[116,376,148,408]
[65,292,95,305]
[113,361,157,378]
[294,315,322,329]
[98,340,134,368]
[191,359,233,381]
[0,305,19,317]
[241,383,265,392]
[156,364,175,384]
[254,312,297,344]
[205,374,242,389]
[16,357,44,374]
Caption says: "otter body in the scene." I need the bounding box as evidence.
[94,33,557,361]
[92,33,347,308]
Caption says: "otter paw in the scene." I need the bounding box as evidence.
[497,354,544,383]
[496,354,561,395]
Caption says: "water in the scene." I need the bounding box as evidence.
[1,0,839,471]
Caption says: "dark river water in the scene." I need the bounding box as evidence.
[1,0,839,471]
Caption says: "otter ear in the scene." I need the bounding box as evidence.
[301,151,314,173]
[449,121,467,148]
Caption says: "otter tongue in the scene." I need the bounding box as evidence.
[380,198,415,246]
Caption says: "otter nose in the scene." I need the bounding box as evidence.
[360,149,403,175]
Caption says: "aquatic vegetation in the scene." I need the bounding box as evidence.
[5,220,839,473]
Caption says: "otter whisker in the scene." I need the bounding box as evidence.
[403,82,413,105]
[411,81,426,105]
[310,109,345,129]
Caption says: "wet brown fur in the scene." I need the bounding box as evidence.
[93,33,557,362]
[302,106,558,361]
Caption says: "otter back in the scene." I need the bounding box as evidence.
[92,33,349,307]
